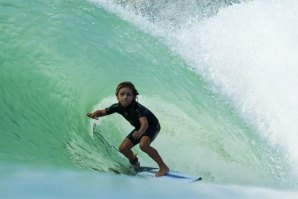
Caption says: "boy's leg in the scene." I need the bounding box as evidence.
[119,138,140,170]
[119,138,135,161]
[139,136,169,177]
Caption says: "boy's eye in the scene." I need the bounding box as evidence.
[119,92,132,96]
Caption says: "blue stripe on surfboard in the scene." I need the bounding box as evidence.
[138,167,202,181]
[145,170,192,179]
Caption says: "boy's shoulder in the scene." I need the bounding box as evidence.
[134,102,151,113]
[134,101,145,108]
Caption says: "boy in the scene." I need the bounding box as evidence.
[86,81,169,176]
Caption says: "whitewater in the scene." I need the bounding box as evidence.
[1,0,298,198]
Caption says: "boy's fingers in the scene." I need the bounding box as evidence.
[86,113,95,119]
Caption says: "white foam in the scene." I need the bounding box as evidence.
[171,0,298,168]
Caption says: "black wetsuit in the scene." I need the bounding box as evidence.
[105,101,160,145]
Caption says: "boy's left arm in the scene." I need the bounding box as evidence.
[133,116,148,139]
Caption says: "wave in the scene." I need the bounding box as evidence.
[0,0,297,189]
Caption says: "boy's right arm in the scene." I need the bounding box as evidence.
[86,109,107,120]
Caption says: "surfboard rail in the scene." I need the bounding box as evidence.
[137,167,202,183]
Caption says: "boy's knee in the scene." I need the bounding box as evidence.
[139,142,149,152]
[119,145,126,154]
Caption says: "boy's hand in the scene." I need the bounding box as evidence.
[132,130,143,139]
[86,112,98,120]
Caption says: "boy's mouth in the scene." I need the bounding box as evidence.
[121,101,129,105]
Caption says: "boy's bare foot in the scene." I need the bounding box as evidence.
[155,165,169,177]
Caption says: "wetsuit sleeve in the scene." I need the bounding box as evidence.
[135,103,159,127]
[135,105,147,118]
[105,103,119,115]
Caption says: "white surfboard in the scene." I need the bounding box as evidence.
[137,167,202,183]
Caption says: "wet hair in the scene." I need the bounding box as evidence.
[115,81,139,96]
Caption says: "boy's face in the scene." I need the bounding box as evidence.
[117,87,135,107]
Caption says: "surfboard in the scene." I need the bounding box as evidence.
[137,167,202,183]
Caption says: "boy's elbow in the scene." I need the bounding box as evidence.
[139,117,149,129]
[144,121,149,129]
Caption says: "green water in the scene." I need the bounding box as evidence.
[0,0,296,192]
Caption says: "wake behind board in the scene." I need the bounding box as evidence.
[137,167,202,183]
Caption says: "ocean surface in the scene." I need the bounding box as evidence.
[1,0,298,198]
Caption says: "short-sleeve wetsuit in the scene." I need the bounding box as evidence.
[105,101,160,145]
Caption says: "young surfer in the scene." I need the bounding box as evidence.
[86,81,169,177]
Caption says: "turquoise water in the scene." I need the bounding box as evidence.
[1,0,298,198]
